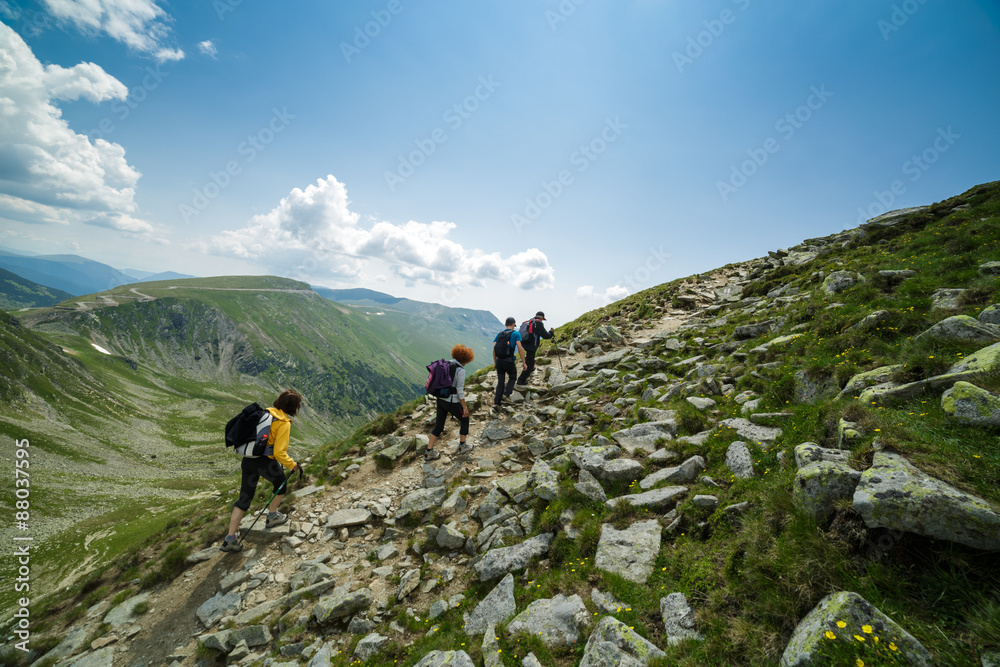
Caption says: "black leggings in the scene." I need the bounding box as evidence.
[431,398,470,437]
[235,457,288,511]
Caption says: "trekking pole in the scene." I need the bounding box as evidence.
[554,335,564,372]
[236,465,300,546]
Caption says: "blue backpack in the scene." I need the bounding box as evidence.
[426,359,458,398]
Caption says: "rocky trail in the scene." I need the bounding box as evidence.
[31,198,1000,667]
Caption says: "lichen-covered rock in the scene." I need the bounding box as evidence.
[474,533,554,581]
[725,442,755,479]
[639,455,704,489]
[793,369,839,404]
[529,459,560,501]
[352,632,388,662]
[397,569,421,601]
[606,486,687,512]
[848,309,891,332]
[437,524,467,550]
[396,486,448,518]
[794,443,850,468]
[660,593,704,645]
[197,590,242,627]
[980,304,1000,325]
[979,261,1000,275]
[594,520,660,584]
[733,319,778,340]
[463,573,516,635]
[839,365,903,398]
[496,471,531,498]
[612,421,677,454]
[931,288,966,309]
[103,592,150,627]
[506,594,590,648]
[929,341,1000,387]
[794,461,861,522]
[412,650,476,667]
[917,315,1000,343]
[857,380,928,406]
[575,469,608,503]
[942,381,1000,426]
[822,271,864,294]
[718,418,782,445]
[853,452,1000,551]
[590,458,645,484]
[373,436,412,467]
[579,616,665,667]
[313,588,372,623]
[779,591,931,666]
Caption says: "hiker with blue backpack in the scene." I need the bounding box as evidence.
[220,390,303,552]
[515,311,555,390]
[424,344,476,461]
[492,317,526,416]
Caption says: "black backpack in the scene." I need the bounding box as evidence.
[494,329,514,359]
[225,403,274,457]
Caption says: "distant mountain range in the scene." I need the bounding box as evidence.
[0,247,196,297]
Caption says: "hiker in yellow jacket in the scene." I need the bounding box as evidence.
[221,390,303,552]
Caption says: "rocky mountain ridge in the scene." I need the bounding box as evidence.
[8,181,1000,666]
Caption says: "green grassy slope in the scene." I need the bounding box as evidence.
[0,267,74,310]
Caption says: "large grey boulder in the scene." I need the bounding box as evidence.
[839,365,902,398]
[917,315,1000,343]
[590,458,645,484]
[794,443,849,468]
[980,304,1000,325]
[103,592,149,627]
[578,616,665,667]
[794,461,861,523]
[325,508,372,528]
[853,452,1000,551]
[733,319,778,340]
[793,370,838,404]
[575,469,608,503]
[353,632,389,662]
[822,271,864,294]
[529,459,561,501]
[313,588,373,623]
[660,593,704,645]
[437,523,467,550]
[594,520,661,584]
[235,577,336,625]
[857,380,928,406]
[580,348,629,370]
[374,436,412,467]
[412,650,476,667]
[931,288,966,309]
[779,591,930,666]
[396,486,448,518]
[483,423,514,441]
[639,455,705,489]
[464,573,516,635]
[942,381,1000,426]
[725,442,755,479]
[718,418,782,445]
[497,471,531,498]
[612,421,677,455]
[37,626,90,665]
[606,486,686,512]
[928,341,1000,386]
[474,533,554,581]
[61,646,115,667]
[397,568,421,601]
[197,590,242,627]
[506,594,590,648]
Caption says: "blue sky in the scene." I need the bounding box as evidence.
[1,1,998,326]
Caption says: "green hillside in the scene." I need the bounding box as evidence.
[0,267,73,310]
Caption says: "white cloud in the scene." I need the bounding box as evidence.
[197,40,217,58]
[576,283,629,303]
[0,23,154,234]
[207,175,556,291]
[41,0,184,61]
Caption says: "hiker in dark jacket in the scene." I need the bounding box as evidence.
[425,344,475,461]
[493,317,526,415]
[516,311,555,388]
[221,390,303,552]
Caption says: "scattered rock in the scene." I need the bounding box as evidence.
[607,486,687,512]
[917,315,1000,343]
[353,633,389,662]
[612,421,677,455]
[718,418,782,445]
[941,381,1000,426]
[822,271,864,294]
[325,508,372,528]
[197,591,242,628]
[725,442,756,479]
[396,487,448,518]
[660,592,704,645]
[506,594,590,648]
[639,455,705,489]
[103,592,150,628]
[464,573,516,635]
[313,588,373,623]
[474,533,554,581]
[794,460,861,523]
[397,569,421,601]
[412,650,476,667]
[594,520,661,584]
[780,591,931,666]
[574,469,608,503]
[854,452,1000,551]
[578,616,665,667]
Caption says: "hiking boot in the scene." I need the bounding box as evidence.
[424,449,441,461]
[266,511,289,529]
[514,383,530,392]
[220,535,243,553]
[491,405,502,416]
[458,442,474,456]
